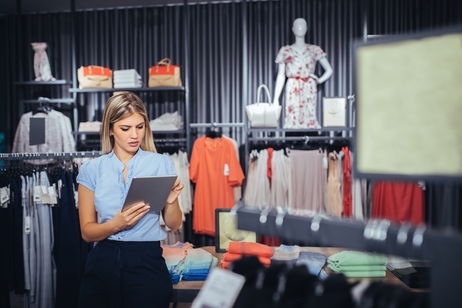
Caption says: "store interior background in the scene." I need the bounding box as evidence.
[1,0,462,238]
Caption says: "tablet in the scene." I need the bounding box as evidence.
[122,175,177,213]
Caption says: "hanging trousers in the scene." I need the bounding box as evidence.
[78,239,172,308]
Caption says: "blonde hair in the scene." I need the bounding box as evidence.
[100,92,156,154]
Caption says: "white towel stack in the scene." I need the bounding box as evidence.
[113,69,142,88]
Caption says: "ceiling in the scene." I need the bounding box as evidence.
[0,0,232,15]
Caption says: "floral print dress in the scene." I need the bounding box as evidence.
[275,44,326,128]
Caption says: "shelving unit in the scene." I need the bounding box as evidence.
[69,86,185,93]
[15,80,70,85]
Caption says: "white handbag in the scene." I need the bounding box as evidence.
[246,84,281,127]
[323,97,347,127]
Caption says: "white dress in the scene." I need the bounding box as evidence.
[275,44,326,128]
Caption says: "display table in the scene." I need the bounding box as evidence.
[171,246,408,304]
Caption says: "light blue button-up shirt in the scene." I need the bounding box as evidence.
[76,148,176,241]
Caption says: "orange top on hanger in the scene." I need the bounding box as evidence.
[190,137,244,236]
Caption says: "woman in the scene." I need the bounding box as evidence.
[77,92,183,308]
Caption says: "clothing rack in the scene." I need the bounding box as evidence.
[189,122,246,128]
[155,138,187,143]
[235,205,462,308]
[248,136,351,142]
[0,151,101,160]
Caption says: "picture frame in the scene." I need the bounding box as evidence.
[322,97,347,127]
[215,208,257,253]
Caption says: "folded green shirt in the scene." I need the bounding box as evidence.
[328,263,386,272]
[328,250,386,267]
[328,263,386,273]
[339,270,386,278]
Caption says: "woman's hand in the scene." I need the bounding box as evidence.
[166,178,184,204]
[111,202,150,232]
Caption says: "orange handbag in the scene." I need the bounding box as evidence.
[148,58,182,87]
[77,66,112,89]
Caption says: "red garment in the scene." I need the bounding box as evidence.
[227,242,274,258]
[372,182,424,225]
[259,235,280,247]
[267,147,274,182]
[221,258,271,269]
[190,137,245,236]
[342,147,352,217]
[223,253,271,265]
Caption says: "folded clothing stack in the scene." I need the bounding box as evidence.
[78,121,102,132]
[182,248,217,281]
[327,250,387,278]
[221,242,274,269]
[113,69,142,88]
[150,111,183,131]
[162,242,217,284]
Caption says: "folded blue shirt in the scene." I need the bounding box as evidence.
[296,251,327,276]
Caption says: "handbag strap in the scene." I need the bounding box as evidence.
[256,84,272,104]
[157,58,172,66]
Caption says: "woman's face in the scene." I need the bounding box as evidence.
[111,112,146,155]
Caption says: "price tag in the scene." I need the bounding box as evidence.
[24,216,31,234]
[0,187,9,204]
[33,186,42,203]
[224,163,230,176]
[48,186,58,205]
[192,268,245,308]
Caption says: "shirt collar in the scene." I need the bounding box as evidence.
[109,148,144,171]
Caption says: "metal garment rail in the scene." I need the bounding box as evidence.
[189,122,246,128]
[236,205,462,308]
[0,151,101,160]
[248,136,351,142]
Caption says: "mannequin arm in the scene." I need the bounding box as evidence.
[273,63,286,104]
[315,57,333,84]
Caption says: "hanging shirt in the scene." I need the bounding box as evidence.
[190,137,244,236]
[372,181,424,225]
[342,147,352,217]
[77,148,176,241]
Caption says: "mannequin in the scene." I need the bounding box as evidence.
[273,18,333,128]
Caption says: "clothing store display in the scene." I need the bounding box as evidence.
[246,84,281,127]
[342,147,352,217]
[326,151,343,216]
[372,181,425,225]
[31,42,55,82]
[12,110,75,164]
[150,111,184,131]
[190,137,244,236]
[77,66,112,88]
[227,242,274,258]
[113,69,142,88]
[223,135,243,202]
[78,121,101,132]
[148,58,182,87]
[243,149,271,208]
[327,251,387,278]
[271,245,300,261]
[289,149,326,213]
[275,44,326,128]
[164,151,192,219]
[296,251,327,276]
[78,240,172,308]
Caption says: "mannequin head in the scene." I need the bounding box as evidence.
[292,18,308,37]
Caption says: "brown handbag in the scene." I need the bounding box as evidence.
[77,66,112,89]
[148,58,182,87]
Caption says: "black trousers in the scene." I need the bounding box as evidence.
[78,239,172,308]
